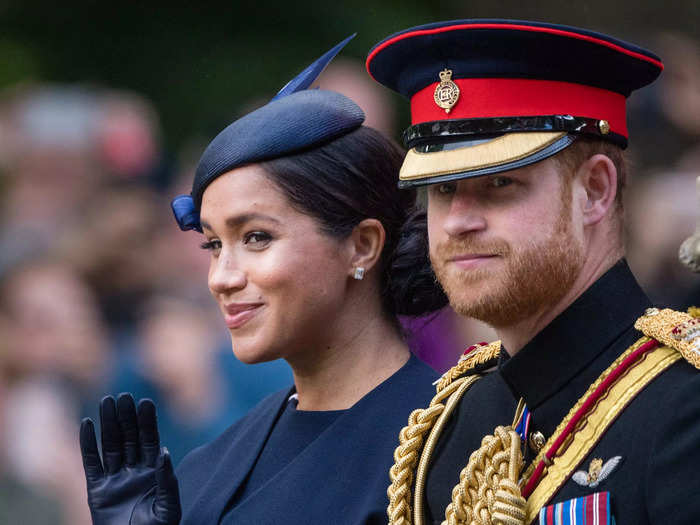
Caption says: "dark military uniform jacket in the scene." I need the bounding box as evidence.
[424,261,700,524]
[176,354,437,525]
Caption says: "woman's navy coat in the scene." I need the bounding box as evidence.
[176,355,437,524]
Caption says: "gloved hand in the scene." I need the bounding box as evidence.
[80,393,182,525]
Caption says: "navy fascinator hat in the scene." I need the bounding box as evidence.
[171,34,365,232]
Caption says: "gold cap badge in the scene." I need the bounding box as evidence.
[433,69,460,113]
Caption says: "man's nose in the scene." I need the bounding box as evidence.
[442,192,487,237]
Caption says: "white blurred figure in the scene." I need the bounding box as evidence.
[1,259,110,525]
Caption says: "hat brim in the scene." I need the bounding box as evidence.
[398,131,574,188]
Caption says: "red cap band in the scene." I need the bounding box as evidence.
[410,78,628,138]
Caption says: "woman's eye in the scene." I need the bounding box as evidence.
[200,239,222,252]
[489,176,513,188]
[243,231,272,247]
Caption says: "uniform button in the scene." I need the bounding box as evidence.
[529,431,546,453]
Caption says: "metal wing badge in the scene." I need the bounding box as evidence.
[572,456,623,488]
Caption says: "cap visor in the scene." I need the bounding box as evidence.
[399,131,571,186]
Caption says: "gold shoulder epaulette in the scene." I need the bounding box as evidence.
[634,307,700,370]
[435,340,501,392]
[687,306,700,319]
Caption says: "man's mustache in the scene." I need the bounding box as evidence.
[432,238,512,261]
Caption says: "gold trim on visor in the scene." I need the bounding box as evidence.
[399,131,567,182]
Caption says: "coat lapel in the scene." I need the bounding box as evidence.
[185,388,292,523]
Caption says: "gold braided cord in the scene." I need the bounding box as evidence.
[436,341,501,392]
[413,375,481,525]
[442,426,526,525]
[387,376,481,525]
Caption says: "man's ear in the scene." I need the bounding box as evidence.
[347,218,386,278]
[578,153,618,227]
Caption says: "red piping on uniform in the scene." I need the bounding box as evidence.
[521,339,660,499]
[410,78,628,137]
[365,23,664,77]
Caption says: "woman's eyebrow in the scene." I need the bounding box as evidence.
[200,213,281,231]
[225,213,281,228]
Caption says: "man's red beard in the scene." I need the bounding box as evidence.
[431,197,584,328]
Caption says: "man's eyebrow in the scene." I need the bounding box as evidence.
[200,213,281,231]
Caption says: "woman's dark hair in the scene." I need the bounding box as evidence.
[259,125,447,318]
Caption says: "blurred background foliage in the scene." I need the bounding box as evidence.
[1,1,696,152]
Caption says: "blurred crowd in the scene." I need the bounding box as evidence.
[0,32,698,524]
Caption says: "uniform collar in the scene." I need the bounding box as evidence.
[499,259,651,409]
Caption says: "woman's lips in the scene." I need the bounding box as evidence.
[223,303,264,329]
[449,254,499,270]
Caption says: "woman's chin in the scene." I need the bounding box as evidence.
[230,340,279,365]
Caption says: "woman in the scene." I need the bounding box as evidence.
[80,38,447,525]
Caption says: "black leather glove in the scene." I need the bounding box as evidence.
[80,393,182,525]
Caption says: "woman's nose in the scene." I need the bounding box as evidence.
[208,253,247,295]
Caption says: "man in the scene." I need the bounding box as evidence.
[367,20,700,525]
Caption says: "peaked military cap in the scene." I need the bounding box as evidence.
[172,34,364,232]
[366,19,663,187]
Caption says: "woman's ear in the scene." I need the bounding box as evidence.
[347,218,386,278]
[578,153,618,227]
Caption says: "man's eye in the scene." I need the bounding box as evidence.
[436,183,456,195]
[489,176,513,188]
